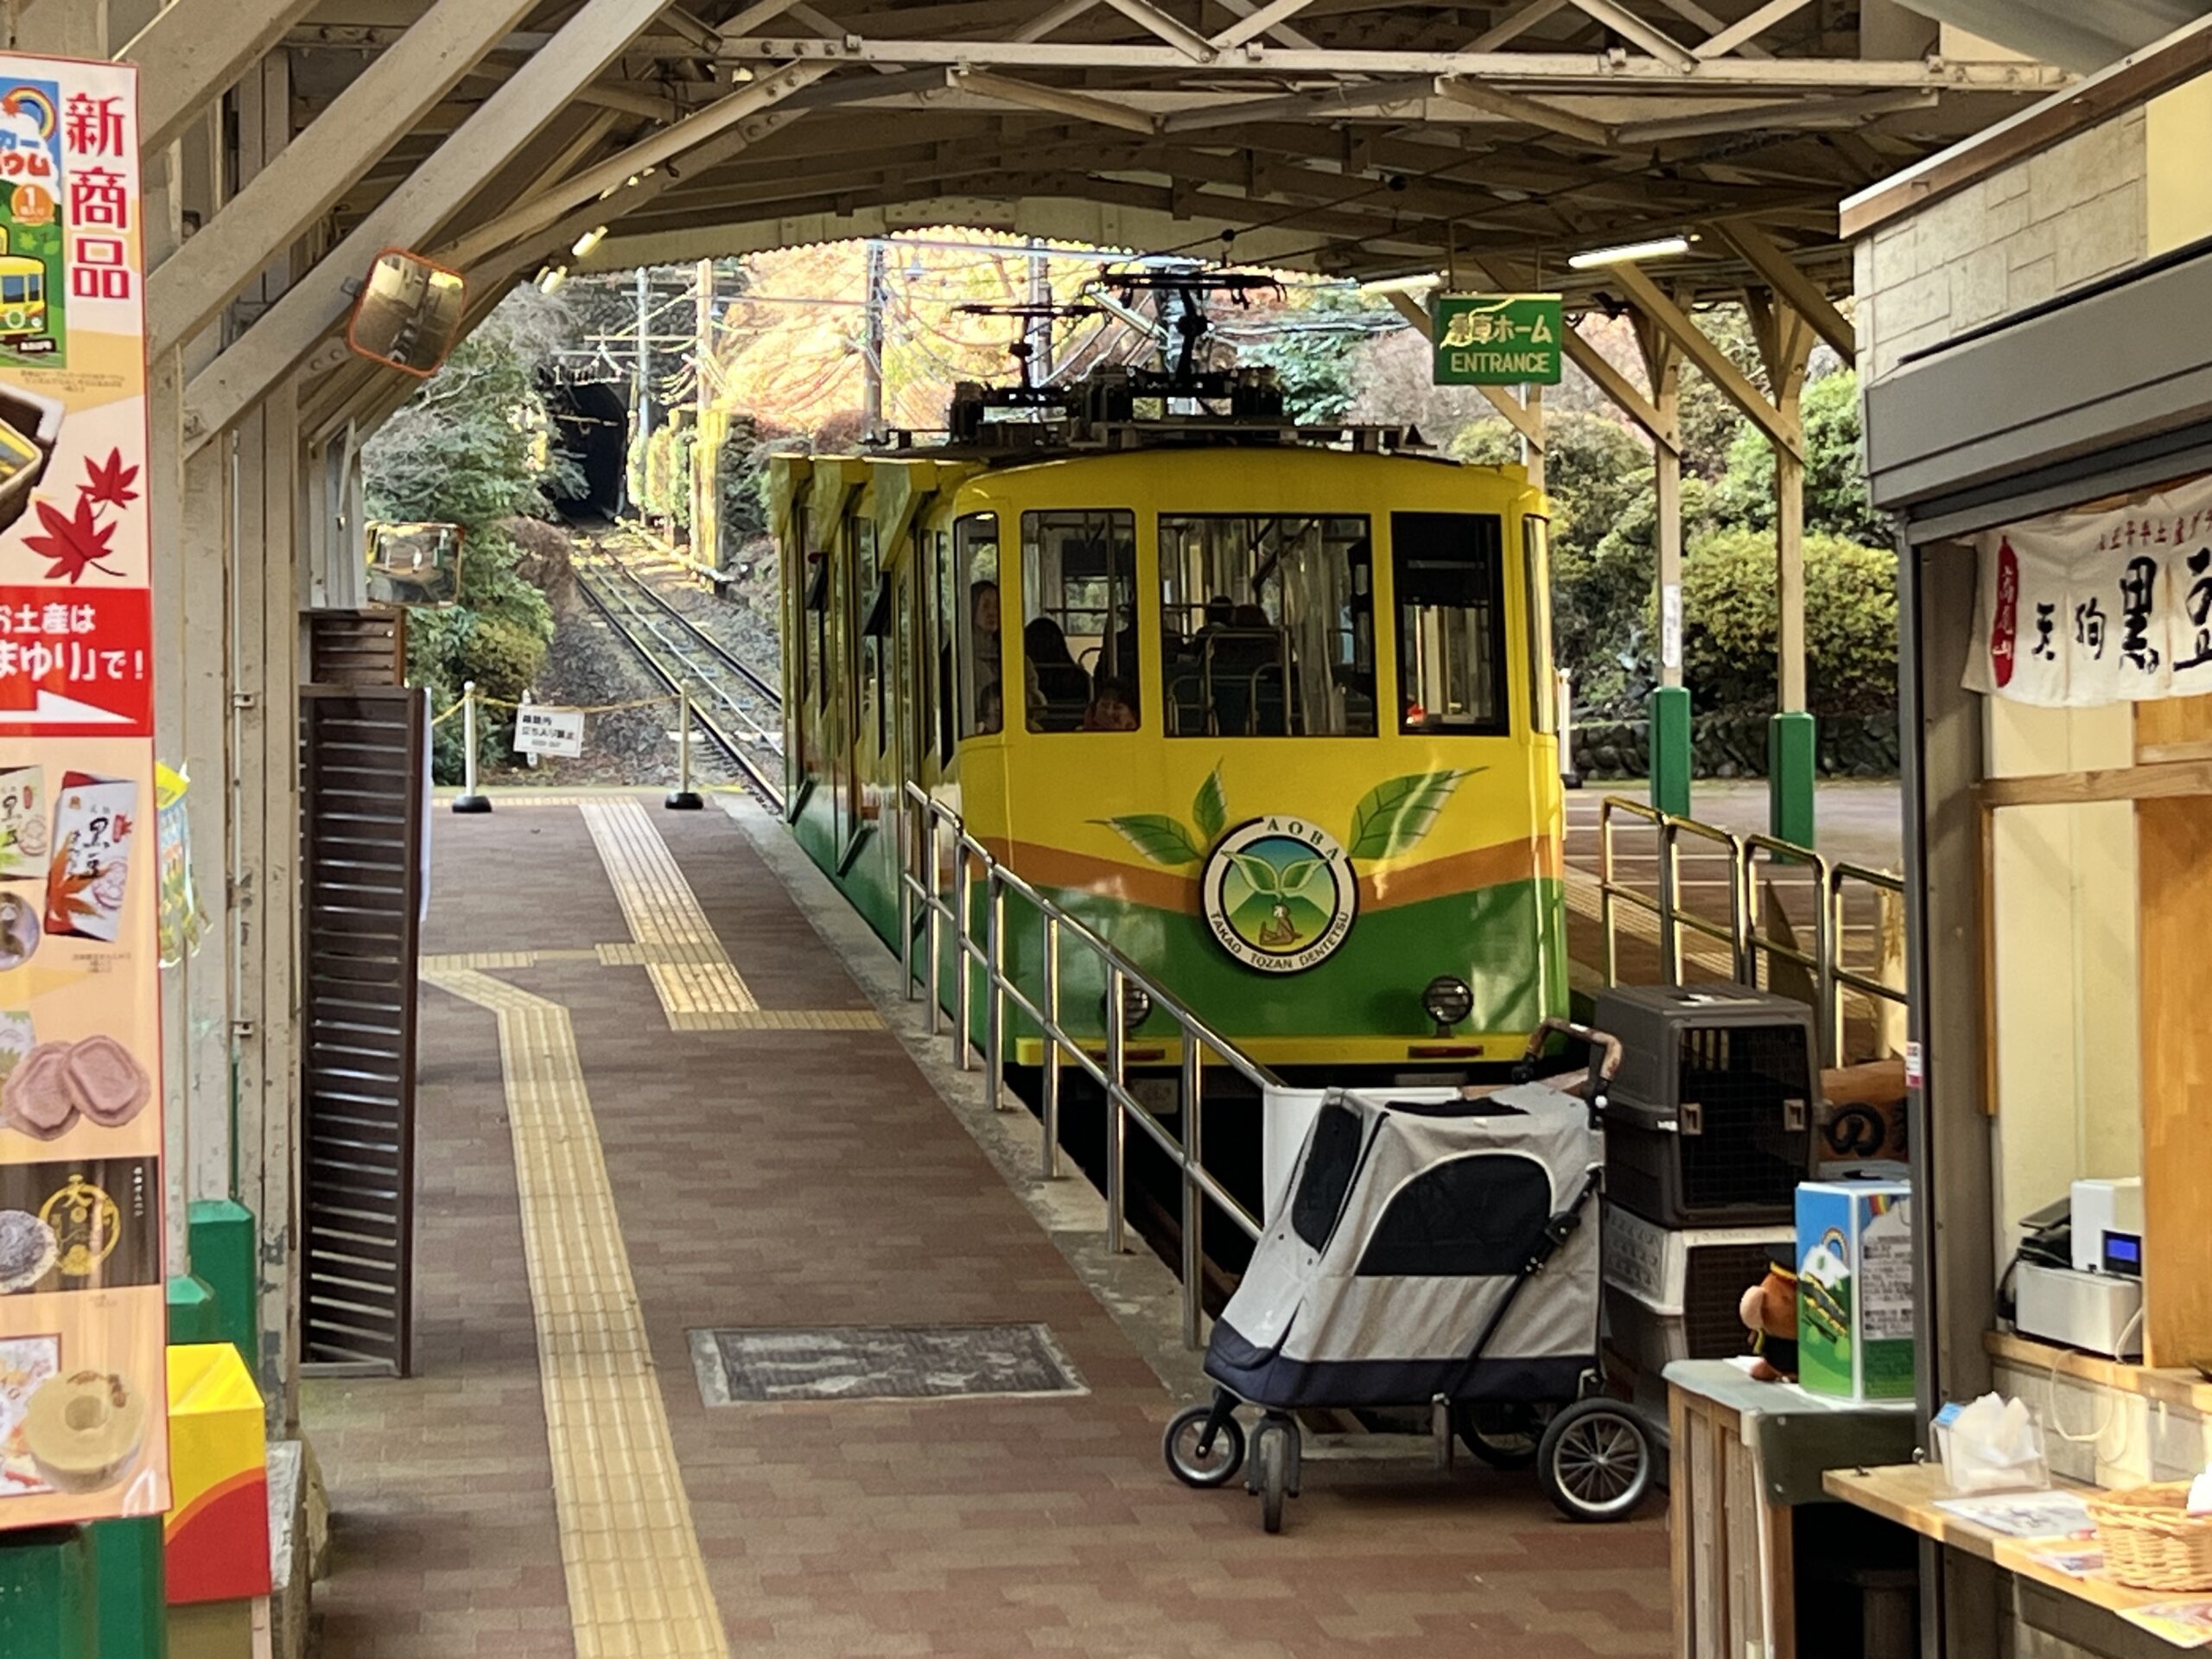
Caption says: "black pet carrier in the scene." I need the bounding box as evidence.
[1595,985,1818,1227]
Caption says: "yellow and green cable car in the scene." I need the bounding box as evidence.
[772,376,1568,1083]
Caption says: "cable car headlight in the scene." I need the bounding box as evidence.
[1102,982,1154,1031]
[1422,975,1474,1034]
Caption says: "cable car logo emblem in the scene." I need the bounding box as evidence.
[1201,817,1357,975]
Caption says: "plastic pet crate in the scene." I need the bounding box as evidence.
[1596,984,1819,1226]
[1600,1202,1793,1376]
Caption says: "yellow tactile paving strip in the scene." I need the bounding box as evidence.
[420,963,728,1659]
[579,798,762,1025]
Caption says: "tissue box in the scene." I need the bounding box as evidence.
[1796,1178,1915,1400]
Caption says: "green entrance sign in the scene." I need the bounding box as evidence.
[1431,293,1564,386]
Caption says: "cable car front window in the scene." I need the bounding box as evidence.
[1021,509,1139,732]
[1391,511,1510,736]
[1158,513,1374,738]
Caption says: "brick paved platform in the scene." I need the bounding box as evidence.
[306,791,1673,1658]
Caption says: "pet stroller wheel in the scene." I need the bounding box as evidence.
[1253,1420,1293,1534]
[1163,1402,1246,1489]
[1537,1398,1654,1523]
[1454,1402,1541,1470]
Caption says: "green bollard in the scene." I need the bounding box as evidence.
[0,1526,97,1657]
[1769,711,1818,849]
[1647,685,1692,820]
[167,1274,220,1346]
[187,1200,258,1371]
[91,1516,162,1659]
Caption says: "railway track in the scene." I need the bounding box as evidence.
[573,545,785,810]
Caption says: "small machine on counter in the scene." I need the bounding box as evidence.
[2011,1178,2145,1359]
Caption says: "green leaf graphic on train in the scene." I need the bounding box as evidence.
[1348,769,1480,860]
[1192,765,1227,845]
[1094,764,1479,867]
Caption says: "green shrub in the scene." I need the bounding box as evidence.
[1673,526,1897,717]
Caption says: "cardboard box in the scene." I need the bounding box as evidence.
[1796,1179,1915,1400]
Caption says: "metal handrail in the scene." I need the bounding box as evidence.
[1597,796,1748,984]
[1827,860,1909,1060]
[1595,795,1908,1068]
[896,780,1274,1350]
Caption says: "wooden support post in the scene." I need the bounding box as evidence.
[1519,382,1545,491]
[232,52,302,1430]
[1745,289,1816,843]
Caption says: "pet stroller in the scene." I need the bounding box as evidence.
[1162,1020,1655,1531]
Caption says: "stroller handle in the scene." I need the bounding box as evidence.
[1522,1019,1623,1084]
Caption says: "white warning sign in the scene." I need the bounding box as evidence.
[512,705,583,758]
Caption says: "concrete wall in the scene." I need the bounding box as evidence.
[1853,109,2147,382]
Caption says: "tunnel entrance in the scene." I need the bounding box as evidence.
[551,380,627,519]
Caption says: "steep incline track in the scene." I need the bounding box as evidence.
[573,547,785,810]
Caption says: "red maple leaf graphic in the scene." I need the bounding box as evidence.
[23,495,119,583]
[82,448,138,510]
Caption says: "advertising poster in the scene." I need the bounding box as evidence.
[0,55,166,1529]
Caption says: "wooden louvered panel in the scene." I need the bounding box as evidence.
[309,609,407,687]
[300,686,424,1376]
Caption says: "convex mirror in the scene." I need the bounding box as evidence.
[365,521,463,607]
[347,249,467,377]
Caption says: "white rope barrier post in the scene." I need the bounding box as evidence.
[452,678,492,813]
[665,688,703,810]
[518,689,540,771]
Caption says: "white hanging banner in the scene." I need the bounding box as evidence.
[1967,474,2212,707]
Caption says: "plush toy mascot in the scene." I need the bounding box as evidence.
[1739,1246,1800,1382]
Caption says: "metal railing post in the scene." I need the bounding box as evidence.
[1179,1036,1205,1350]
[984,874,1007,1108]
[1658,821,1682,985]
[452,679,491,813]
[925,811,943,1038]
[1815,858,1840,1067]
[953,845,973,1070]
[897,792,913,1001]
[1040,915,1062,1179]
[1599,800,1618,987]
[1105,964,1128,1255]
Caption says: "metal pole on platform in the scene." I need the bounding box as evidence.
[452,679,491,813]
[925,817,942,1039]
[1105,965,1128,1255]
[984,877,1006,1107]
[898,797,913,1001]
[1040,915,1061,1179]
[666,689,703,810]
[1179,1038,1204,1348]
[953,849,973,1070]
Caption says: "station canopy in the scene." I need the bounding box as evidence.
[290,0,2075,315]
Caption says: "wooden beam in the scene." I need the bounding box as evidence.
[1979,760,2212,810]
[124,0,321,155]
[1209,0,1317,51]
[950,67,1159,133]
[439,60,830,267]
[1014,0,1103,43]
[148,0,544,355]
[1649,0,1769,59]
[1710,217,1853,365]
[1559,0,1695,69]
[1433,75,1611,146]
[1471,0,1572,51]
[712,35,2066,90]
[1097,0,1219,60]
[183,0,677,453]
[1616,88,1937,146]
[1607,258,1802,458]
[1693,0,1811,59]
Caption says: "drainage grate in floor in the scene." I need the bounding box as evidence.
[689,1323,1086,1405]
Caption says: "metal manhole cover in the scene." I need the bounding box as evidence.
[689,1323,1086,1405]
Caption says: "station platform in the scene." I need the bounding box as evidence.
[302,791,1671,1659]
